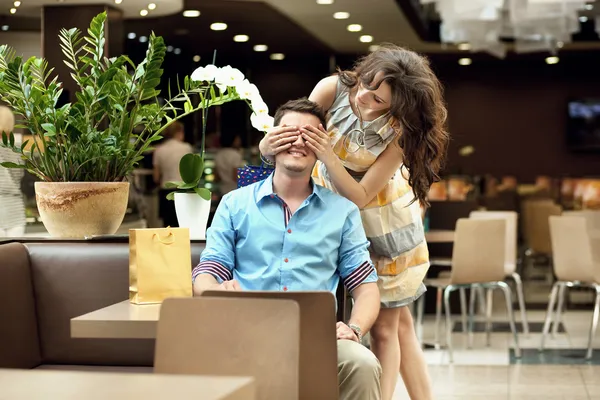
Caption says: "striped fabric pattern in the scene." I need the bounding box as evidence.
[311,80,430,307]
[0,147,26,231]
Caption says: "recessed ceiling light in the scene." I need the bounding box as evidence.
[359,35,373,43]
[333,12,350,19]
[1,25,9,31]
[585,3,593,10]
[253,44,268,52]
[9,8,16,13]
[167,45,174,52]
[174,48,181,55]
[193,55,201,62]
[140,9,148,16]
[139,36,148,43]
[148,3,156,10]
[317,0,334,4]
[234,34,249,42]
[579,16,588,22]
[210,22,227,31]
[545,56,559,64]
[183,10,200,17]
[127,32,136,39]
[368,45,379,52]
[270,53,285,60]
[457,42,471,51]
[114,0,122,4]
[13,1,21,7]
[347,24,362,32]
[458,58,472,66]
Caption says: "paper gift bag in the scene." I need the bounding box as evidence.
[129,227,193,304]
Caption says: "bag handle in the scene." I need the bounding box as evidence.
[153,231,175,245]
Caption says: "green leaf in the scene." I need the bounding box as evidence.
[163,181,181,189]
[0,161,26,169]
[41,123,56,135]
[166,191,175,201]
[179,153,203,184]
[194,187,211,200]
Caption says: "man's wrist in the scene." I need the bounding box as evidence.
[348,323,363,341]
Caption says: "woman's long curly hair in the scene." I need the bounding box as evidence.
[338,43,449,207]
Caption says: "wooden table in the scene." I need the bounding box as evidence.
[71,300,160,339]
[425,230,455,243]
[0,369,255,400]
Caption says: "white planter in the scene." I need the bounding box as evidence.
[174,192,211,240]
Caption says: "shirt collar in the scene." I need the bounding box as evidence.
[255,172,325,203]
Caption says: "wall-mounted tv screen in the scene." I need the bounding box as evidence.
[567,99,600,152]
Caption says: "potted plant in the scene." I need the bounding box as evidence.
[164,64,273,239]
[0,12,272,238]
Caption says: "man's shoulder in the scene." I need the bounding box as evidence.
[315,185,360,213]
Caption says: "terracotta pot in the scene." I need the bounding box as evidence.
[34,182,129,238]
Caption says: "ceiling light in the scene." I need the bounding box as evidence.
[557,41,564,48]
[193,55,201,62]
[270,53,285,60]
[545,56,559,64]
[359,35,373,43]
[127,32,136,39]
[458,58,472,66]
[253,44,268,52]
[347,24,362,32]
[1,25,8,31]
[368,45,379,52]
[333,12,350,19]
[585,3,593,10]
[148,3,156,10]
[457,42,471,51]
[140,9,148,16]
[139,36,148,43]
[167,45,174,52]
[10,8,16,13]
[210,22,227,31]
[579,16,588,22]
[317,0,334,3]
[234,34,249,42]
[13,1,20,7]
[174,48,181,55]
[183,10,200,17]
[114,0,122,4]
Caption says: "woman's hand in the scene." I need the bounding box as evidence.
[259,125,299,161]
[301,124,336,165]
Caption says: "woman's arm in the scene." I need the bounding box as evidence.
[302,125,404,209]
[308,75,338,111]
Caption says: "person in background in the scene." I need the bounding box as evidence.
[0,106,26,237]
[214,134,244,195]
[153,121,193,227]
[193,98,382,400]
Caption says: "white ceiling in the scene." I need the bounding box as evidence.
[0,0,183,19]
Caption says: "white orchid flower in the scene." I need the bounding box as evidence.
[251,99,269,116]
[215,65,245,92]
[251,113,274,132]
[236,79,260,101]
[190,64,219,82]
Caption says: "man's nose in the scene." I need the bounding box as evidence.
[292,134,305,146]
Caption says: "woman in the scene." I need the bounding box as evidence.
[259,44,449,400]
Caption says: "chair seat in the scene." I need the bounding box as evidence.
[430,258,453,267]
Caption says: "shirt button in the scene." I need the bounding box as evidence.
[284,258,289,263]
[283,286,288,291]
[287,229,292,234]
[270,195,274,199]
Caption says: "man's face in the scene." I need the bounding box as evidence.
[275,112,319,174]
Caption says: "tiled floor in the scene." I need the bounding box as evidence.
[392,284,600,399]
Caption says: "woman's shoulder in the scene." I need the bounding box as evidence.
[309,75,342,111]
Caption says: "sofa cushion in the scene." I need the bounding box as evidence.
[0,242,42,368]
[26,241,205,366]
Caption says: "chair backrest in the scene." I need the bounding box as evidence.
[549,216,596,283]
[154,297,301,400]
[522,200,562,254]
[469,210,518,274]
[563,210,600,231]
[451,218,506,284]
[202,291,339,400]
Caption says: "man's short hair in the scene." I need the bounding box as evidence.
[273,98,327,128]
[163,121,184,139]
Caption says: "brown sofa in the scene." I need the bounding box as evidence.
[0,239,205,370]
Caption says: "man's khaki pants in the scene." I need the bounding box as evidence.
[337,339,382,400]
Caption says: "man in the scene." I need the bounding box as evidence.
[192,98,382,400]
[214,133,244,195]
